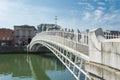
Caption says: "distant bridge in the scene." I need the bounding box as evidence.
[28,28,120,80]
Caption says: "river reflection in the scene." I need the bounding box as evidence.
[0,53,75,80]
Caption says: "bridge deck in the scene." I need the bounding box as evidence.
[40,35,89,56]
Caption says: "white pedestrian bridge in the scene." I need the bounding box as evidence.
[28,28,120,80]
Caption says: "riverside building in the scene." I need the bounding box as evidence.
[0,28,14,46]
[14,25,36,46]
[37,24,61,33]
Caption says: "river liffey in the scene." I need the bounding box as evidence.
[0,53,76,80]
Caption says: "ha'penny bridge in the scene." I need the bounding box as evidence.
[28,28,120,80]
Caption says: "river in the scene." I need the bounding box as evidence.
[0,53,76,80]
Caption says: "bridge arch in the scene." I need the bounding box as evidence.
[30,42,45,52]
[29,40,90,80]
[28,29,120,80]
[28,31,91,80]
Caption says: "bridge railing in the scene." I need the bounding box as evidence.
[104,32,120,39]
[40,30,89,45]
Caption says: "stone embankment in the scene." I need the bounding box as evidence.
[0,46,50,53]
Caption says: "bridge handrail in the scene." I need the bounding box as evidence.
[38,30,89,45]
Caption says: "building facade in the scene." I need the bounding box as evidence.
[14,25,36,46]
[0,28,14,46]
[104,30,120,39]
[37,24,61,33]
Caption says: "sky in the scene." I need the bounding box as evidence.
[0,0,120,31]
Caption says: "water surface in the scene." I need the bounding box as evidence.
[0,53,76,80]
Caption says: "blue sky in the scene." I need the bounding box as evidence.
[0,0,120,31]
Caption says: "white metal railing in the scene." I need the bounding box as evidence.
[30,30,91,80]
[39,30,89,45]
[37,30,120,44]
[104,32,120,39]
[40,41,90,80]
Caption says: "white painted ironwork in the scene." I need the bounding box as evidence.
[29,40,90,80]
[28,29,120,80]
[28,30,91,80]
[40,30,89,45]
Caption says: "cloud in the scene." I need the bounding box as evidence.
[0,0,59,29]
[91,9,120,30]
[98,6,106,10]
[0,3,8,11]
[97,2,106,5]
[78,2,94,10]
[66,10,120,31]
[77,0,120,30]
[83,12,91,20]
[102,11,120,24]
[75,0,120,30]
[69,10,80,16]
[94,9,103,21]
[0,0,119,31]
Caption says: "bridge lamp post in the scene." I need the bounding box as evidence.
[86,29,89,44]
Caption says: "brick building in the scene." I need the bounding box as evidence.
[0,28,14,46]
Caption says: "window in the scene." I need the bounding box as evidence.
[29,30,31,35]
[2,37,5,40]
[7,37,9,40]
